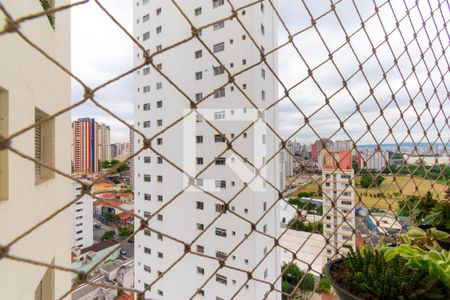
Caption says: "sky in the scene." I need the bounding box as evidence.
[71,0,449,146]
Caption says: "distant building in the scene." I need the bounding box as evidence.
[280,230,326,276]
[358,148,388,171]
[72,118,99,173]
[71,257,134,300]
[321,150,356,260]
[72,181,93,250]
[98,123,111,162]
[111,144,118,158]
[285,143,295,177]
[334,140,353,152]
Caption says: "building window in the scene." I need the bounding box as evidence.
[35,108,55,185]
[156,26,162,34]
[196,245,204,253]
[197,223,204,230]
[196,135,203,143]
[143,121,151,128]
[156,138,163,145]
[0,88,8,200]
[144,193,151,200]
[143,85,150,93]
[216,274,227,285]
[196,201,204,210]
[158,290,163,296]
[157,195,163,202]
[196,179,203,186]
[156,100,163,108]
[215,251,227,260]
[144,229,151,236]
[144,156,151,163]
[215,157,226,165]
[143,103,150,110]
[144,247,151,254]
[213,21,224,31]
[215,227,227,237]
[262,90,266,101]
[214,88,225,98]
[156,82,162,89]
[263,201,267,211]
[143,14,150,22]
[156,7,161,15]
[143,32,150,41]
[196,157,204,165]
[157,156,163,164]
[157,119,163,126]
[157,252,163,258]
[157,214,163,221]
[215,204,225,213]
[242,59,247,65]
[195,92,203,102]
[213,42,225,53]
[195,50,202,59]
[263,224,267,233]
[143,0,149,5]
[214,111,225,120]
[144,174,151,182]
[261,24,265,35]
[213,66,225,76]
[213,0,225,9]
[144,265,151,273]
[195,71,203,80]
[157,175,163,182]
[197,266,205,274]
[261,68,265,78]
[195,7,202,16]
[143,67,150,75]
[214,135,225,142]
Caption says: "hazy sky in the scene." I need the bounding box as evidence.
[71,0,449,146]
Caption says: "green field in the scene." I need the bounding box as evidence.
[287,175,448,211]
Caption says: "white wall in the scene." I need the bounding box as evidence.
[73,182,93,250]
[0,1,72,298]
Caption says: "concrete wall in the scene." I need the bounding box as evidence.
[0,0,72,298]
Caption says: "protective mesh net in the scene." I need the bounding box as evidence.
[0,0,449,299]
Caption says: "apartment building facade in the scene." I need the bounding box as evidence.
[98,123,112,163]
[0,0,72,298]
[72,118,99,173]
[133,0,280,299]
[321,150,356,261]
[72,181,94,250]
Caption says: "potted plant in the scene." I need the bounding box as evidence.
[324,228,450,300]
[411,192,450,249]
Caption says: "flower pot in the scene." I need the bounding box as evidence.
[324,258,364,300]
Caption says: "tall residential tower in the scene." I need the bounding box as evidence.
[321,150,356,261]
[72,118,99,173]
[133,1,280,299]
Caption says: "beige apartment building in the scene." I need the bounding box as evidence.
[0,0,72,299]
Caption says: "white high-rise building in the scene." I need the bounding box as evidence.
[321,150,356,261]
[0,0,71,298]
[98,123,111,162]
[72,181,93,250]
[133,1,280,299]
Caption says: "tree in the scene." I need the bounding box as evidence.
[105,212,118,223]
[118,226,132,237]
[101,231,115,241]
[359,170,384,188]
